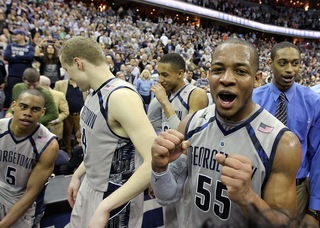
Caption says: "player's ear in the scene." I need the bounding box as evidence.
[254,71,262,89]
[11,101,16,112]
[41,107,46,117]
[177,69,184,79]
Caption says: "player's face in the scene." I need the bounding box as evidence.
[270,47,300,92]
[157,62,183,93]
[60,56,90,92]
[11,93,45,136]
[209,43,258,121]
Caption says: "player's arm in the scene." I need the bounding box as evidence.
[0,139,59,228]
[188,87,208,113]
[302,106,320,226]
[89,88,157,228]
[149,83,175,120]
[150,114,192,205]
[216,130,301,224]
[67,161,86,208]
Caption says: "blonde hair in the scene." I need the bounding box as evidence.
[140,69,151,80]
[59,36,105,66]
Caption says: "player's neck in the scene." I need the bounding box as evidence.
[171,80,186,93]
[88,64,115,91]
[10,124,36,138]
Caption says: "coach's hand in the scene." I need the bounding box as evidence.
[67,175,81,208]
[216,153,255,207]
[151,129,190,173]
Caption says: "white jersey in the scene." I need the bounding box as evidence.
[162,84,196,131]
[185,104,288,227]
[78,78,143,227]
[0,118,56,213]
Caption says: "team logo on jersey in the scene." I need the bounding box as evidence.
[36,136,46,142]
[183,90,189,95]
[258,123,274,134]
[104,85,115,91]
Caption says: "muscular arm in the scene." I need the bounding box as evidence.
[89,88,157,227]
[216,130,301,224]
[0,139,59,228]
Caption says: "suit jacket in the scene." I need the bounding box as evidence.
[54,79,88,101]
[50,89,69,140]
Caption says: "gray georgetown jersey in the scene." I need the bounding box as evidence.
[80,78,142,192]
[162,84,196,131]
[184,104,288,227]
[0,118,56,206]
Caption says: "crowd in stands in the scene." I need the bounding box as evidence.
[183,0,320,30]
[0,0,319,116]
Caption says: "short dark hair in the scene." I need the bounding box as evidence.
[23,68,40,82]
[218,38,259,73]
[159,53,186,73]
[16,89,45,107]
[271,42,300,61]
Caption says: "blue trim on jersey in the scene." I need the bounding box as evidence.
[29,137,40,160]
[91,78,116,96]
[39,136,57,155]
[216,107,263,136]
[168,84,188,102]
[245,124,270,194]
[186,115,216,140]
[263,128,288,192]
[0,130,9,139]
[7,119,41,144]
[185,111,198,140]
[103,85,142,140]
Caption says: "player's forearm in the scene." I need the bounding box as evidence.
[97,161,151,213]
[161,100,176,120]
[73,162,86,179]
[239,189,293,225]
[0,189,39,228]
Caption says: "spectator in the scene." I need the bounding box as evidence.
[5,68,59,128]
[137,69,154,108]
[34,39,62,88]
[196,69,210,92]
[40,75,69,142]
[3,29,35,108]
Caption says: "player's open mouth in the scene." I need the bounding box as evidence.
[218,93,237,104]
[218,91,237,109]
[20,119,32,126]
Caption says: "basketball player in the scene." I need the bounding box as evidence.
[150,39,302,227]
[149,53,208,227]
[59,37,157,228]
[0,89,59,227]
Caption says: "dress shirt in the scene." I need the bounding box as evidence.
[252,81,320,210]
[310,84,320,94]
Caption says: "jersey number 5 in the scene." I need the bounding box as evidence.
[195,174,231,220]
[6,166,16,185]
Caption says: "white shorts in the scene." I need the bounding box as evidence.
[70,175,143,228]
